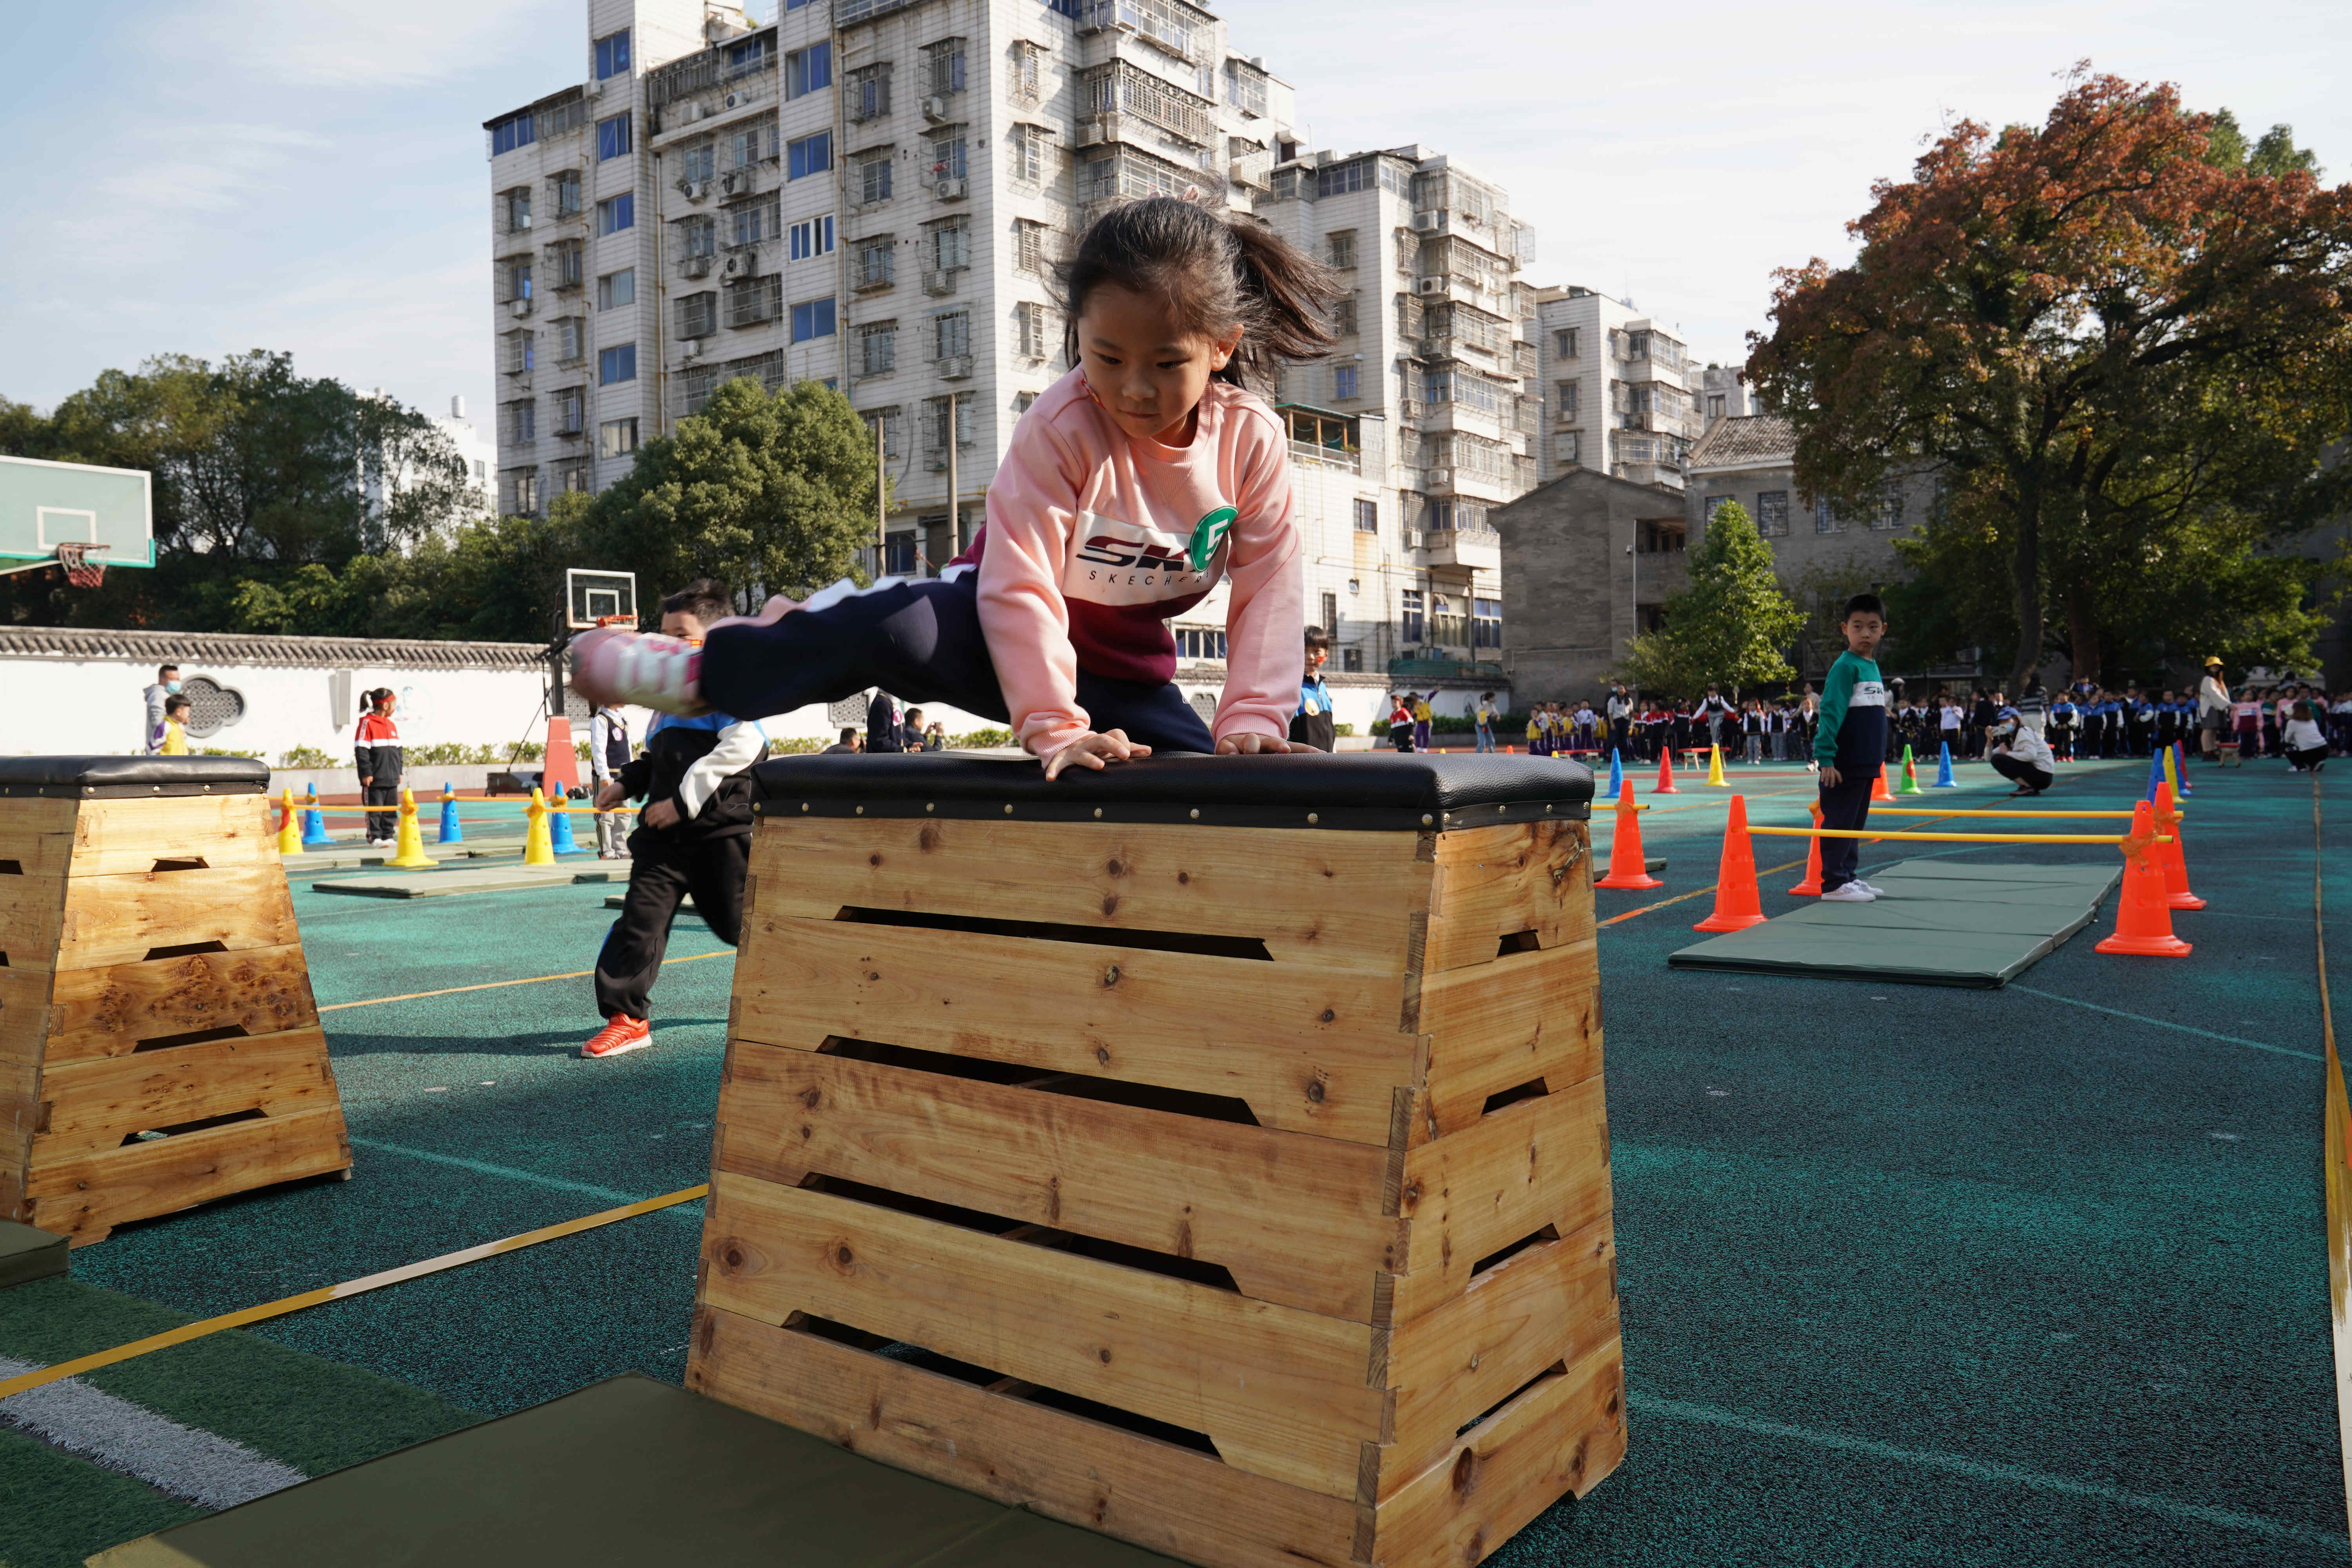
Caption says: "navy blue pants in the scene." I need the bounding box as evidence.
[1817,769,1874,891]
[699,573,1215,755]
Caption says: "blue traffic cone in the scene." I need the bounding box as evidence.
[1932,742,1957,788]
[436,783,463,844]
[2173,741,2193,796]
[300,782,332,848]
[547,791,579,854]
[2143,747,2165,802]
[1606,749,1624,797]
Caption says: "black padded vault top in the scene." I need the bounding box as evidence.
[0,754,269,798]
[750,750,1593,830]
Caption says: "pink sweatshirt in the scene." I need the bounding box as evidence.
[960,367,1302,759]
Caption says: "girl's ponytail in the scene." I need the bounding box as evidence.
[1216,212,1340,389]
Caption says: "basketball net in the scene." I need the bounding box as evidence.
[56,543,106,589]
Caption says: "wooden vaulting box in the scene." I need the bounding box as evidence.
[688,753,1622,1568]
[0,757,348,1246]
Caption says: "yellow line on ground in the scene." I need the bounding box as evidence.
[0,1185,710,1402]
[317,950,730,1013]
[2312,773,2352,1548]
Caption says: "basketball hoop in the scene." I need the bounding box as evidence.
[56,543,106,588]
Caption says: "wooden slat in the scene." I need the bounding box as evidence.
[47,861,298,972]
[731,917,1424,1145]
[0,817,77,881]
[0,877,65,971]
[689,1305,1370,1568]
[1422,820,1594,973]
[1383,1218,1618,1492]
[715,1040,1405,1321]
[66,796,274,877]
[1391,1075,1613,1323]
[749,817,1431,968]
[699,1170,1385,1500]
[31,1027,340,1159]
[1376,1336,1625,1568]
[24,1103,350,1245]
[38,944,320,1063]
[1418,940,1601,1141]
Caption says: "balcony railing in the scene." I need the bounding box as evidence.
[646,35,777,109]
[837,0,920,25]
[1075,0,1209,64]
[1079,61,1216,146]
[1289,439,1360,473]
[1388,657,1504,682]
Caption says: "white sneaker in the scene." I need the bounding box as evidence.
[1820,882,1876,902]
[1856,880,1888,897]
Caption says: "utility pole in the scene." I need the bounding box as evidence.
[944,392,962,563]
[875,417,886,577]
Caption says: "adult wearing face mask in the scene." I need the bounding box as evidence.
[142,664,182,754]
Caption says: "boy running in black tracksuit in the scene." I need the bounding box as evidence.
[581,581,769,1059]
[1813,594,1890,902]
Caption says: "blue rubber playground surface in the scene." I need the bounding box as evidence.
[3,758,2345,1566]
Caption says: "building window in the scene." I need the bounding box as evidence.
[596,113,631,162]
[856,147,894,204]
[1330,296,1357,336]
[553,387,585,434]
[681,142,717,185]
[786,42,832,98]
[861,406,904,458]
[1553,327,1578,359]
[490,113,537,157]
[932,309,969,359]
[792,296,838,343]
[554,457,592,494]
[1013,390,1038,415]
[1871,495,1901,530]
[504,467,540,514]
[731,120,779,169]
[502,256,534,302]
[726,33,773,73]
[1353,497,1377,533]
[552,315,586,365]
[1401,589,1425,644]
[549,170,581,217]
[1332,364,1359,401]
[1327,231,1356,269]
[1014,218,1051,276]
[547,241,584,290]
[1320,592,1338,636]
[788,132,833,181]
[925,394,975,450]
[860,321,897,377]
[1014,301,1048,359]
[504,330,535,374]
[848,64,891,122]
[597,194,633,235]
[503,399,536,443]
[599,344,636,385]
[727,275,783,327]
[1473,597,1502,649]
[1009,123,1055,184]
[790,216,836,261]
[593,29,630,80]
[502,187,532,234]
[597,269,633,310]
[677,216,717,258]
[676,291,717,339]
[855,236,895,289]
[598,417,639,458]
[730,200,779,249]
[929,216,971,272]
[924,36,967,96]
[1813,498,1837,534]
[1012,40,1046,103]
[882,532,918,574]
[1174,628,1228,661]
[1755,491,1789,536]
[1559,431,1580,465]
[931,132,967,183]
[1555,380,1579,416]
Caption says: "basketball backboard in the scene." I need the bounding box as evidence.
[0,455,154,573]
[566,568,637,630]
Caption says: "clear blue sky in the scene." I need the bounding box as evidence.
[3,0,2346,426]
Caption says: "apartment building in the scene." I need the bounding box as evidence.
[1256,145,1536,704]
[1531,285,1701,492]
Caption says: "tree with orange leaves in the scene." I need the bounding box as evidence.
[1747,69,2352,690]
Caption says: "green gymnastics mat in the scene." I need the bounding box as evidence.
[1668,860,2124,989]
[90,1372,1180,1568]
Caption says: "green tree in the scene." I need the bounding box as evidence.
[1616,502,1807,694]
[578,376,881,607]
[1747,71,2352,691]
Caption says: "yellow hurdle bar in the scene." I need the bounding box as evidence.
[1862,807,2176,820]
[1745,826,2168,846]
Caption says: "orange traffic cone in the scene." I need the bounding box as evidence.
[1870,763,1893,802]
[1789,800,1825,896]
[1594,779,1663,890]
[1693,794,1768,931]
[2151,780,2205,911]
[1655,750,1680,795]
[2095,800,2192,957]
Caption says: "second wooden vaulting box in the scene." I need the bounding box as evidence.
[688,752,1621,1568]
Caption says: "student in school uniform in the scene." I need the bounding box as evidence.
[1411,692,1433,752]
[1472,690,1498,753]
[158,694,192,755]
[1389,695,1417,752]
[1574,702,1597,753]
[2047,692,2077,760]
[1290,628,1336,751]
[589,703,635,858]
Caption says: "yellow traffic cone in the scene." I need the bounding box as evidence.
[385,787,437,867]
[523,787,557,866]
[1706,744,1728,787]
[276,787,301,855]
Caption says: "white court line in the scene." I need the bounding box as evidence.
[0,1354,305,1510]
[2006,985,2322,1062]
[347,1137,704,1222]
[1631,1392,2340,1547]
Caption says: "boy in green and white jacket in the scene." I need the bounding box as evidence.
[1813,593,1891,902]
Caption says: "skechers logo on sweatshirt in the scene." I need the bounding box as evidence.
[1848,681,1888,707]
[1067,508,1227,606]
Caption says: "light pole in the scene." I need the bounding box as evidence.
[1625,535,1637,654]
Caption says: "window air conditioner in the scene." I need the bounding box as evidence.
[686,180,710,201]
[1426,468,1450,486]
[681,338,702,358]
[722,254,753,276]
[921,95,950,122]
[1414,277,1446,297]
[922,270,955,296]
[1075,123,1104,147]
[1410,210,1441,233]
[725,91,746,109]
[510,298,533,319]
[585,78,603,98]
[680,102,702,123]
[937,354,974,379]
[935,177,966,199]
[682,254,712,277]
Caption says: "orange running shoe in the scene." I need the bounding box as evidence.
[581,1014,652,1060]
